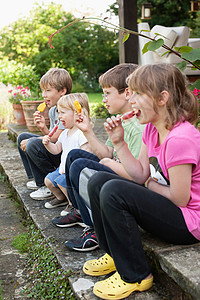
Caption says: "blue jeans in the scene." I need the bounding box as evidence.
[17,132,61,186]
[88,171,198,283]
[65,149,115,227]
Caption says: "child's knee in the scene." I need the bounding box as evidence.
[26,138,43,155]
[44,177,53,188]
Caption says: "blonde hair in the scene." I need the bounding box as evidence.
[99,63,138,93]
[40,68,72,94]
[127,63,198,129]
[57,93,92,124]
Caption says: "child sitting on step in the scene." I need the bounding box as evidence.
[83,63,200,299]
[42,93,91,210]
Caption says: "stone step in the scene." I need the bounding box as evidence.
[1,126,200,300]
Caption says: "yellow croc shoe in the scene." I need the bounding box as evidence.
[93,271,153,299]
[83,253,116,276]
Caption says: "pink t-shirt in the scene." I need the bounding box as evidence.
[143,121,200,240]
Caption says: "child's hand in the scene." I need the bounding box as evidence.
[20,139,29,152]
[104,115,124,145]
[42,135,51,145]
[33,111,45,129]
[74,113,91,132]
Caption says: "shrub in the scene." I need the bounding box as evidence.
[91,103,112,119]
[0,59,40,96]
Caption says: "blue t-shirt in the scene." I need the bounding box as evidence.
[48,106,65,131]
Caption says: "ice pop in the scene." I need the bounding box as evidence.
[74,100,82,113]
[37,102,46,112]
[49,124,58,137]
[121,111,136,120]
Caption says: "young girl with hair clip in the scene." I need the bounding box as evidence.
[83,64,200,299]
[42,93,91,210]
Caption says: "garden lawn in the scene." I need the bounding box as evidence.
[88,93,102,104]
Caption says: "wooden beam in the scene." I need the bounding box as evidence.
[118,0,138,64]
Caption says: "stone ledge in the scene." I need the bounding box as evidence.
[1,130,200,299]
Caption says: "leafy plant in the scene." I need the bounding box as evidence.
[8,86,31,104]
[48,16,200,90]
[12,224,75,299]
[91,103,112,119]
[48,16,200,126]
[11,232,29,253]
[0,59,40,96]
[0,281,3,300]
[193,88,200,126]
[0,3,118,92]
[0,172,6,182]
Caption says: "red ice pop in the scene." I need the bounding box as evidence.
[49,124,58,137]
[121,110,136,120]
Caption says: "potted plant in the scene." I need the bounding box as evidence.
[8,85,49,131]
[8,85,31,125]
[20,95,50,132]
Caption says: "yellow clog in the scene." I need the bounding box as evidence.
[93,271,153,299]
[83,253,116,276]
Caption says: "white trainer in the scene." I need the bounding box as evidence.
[30,186,53,200]
[26,180,39,190]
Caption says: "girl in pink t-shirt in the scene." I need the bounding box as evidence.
[82,64,200,300]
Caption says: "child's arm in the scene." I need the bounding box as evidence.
[34,111,63,143]
[146,164,192,207]
[104,116,150,184]
[80,142,92,153]
[42,135,62,155]
[99,158,134,180]
[75,113,113,159]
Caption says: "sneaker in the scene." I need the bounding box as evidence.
[30,186,53,200]
[26,180,39,190]
[51,209,86,228]
[45,198,68,209]
[65,227,99,252]
[60,204,73,216]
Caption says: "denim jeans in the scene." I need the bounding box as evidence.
[17,132,61,186]
[88,171,198,283]
[65,149,115,227]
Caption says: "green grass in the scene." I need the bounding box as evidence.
[88,93,102,104]
[11,232,29,253]
[0,281,3,300]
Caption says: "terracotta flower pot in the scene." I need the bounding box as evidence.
[12,103,26,125]
[21,100,50,132]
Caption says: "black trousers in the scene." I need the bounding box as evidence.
[88,172,198,283]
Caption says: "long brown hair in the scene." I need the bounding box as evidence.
[128,64,198,129]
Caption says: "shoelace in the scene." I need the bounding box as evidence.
[39,186,49,191]
[81,226,94,238]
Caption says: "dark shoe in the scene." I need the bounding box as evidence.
[65,227,99,252]
[52,209,86,228]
